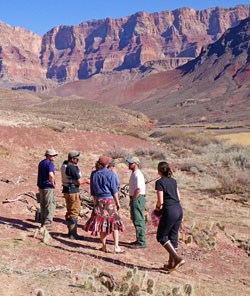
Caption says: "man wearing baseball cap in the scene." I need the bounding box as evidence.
[37,148,58,229]
[61,150,90,240]
[126,156,147,248]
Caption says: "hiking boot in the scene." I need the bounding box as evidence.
[129,240,138,245]
[68,222,84,240]
[130,243,146,249]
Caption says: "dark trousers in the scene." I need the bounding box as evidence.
[157,204,183,248]
[130,195,146,246]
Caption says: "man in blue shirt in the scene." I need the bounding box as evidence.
[37,148,58,229]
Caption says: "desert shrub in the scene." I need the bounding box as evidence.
[224,143,243,153]
[149,130,165,138]
[155,130,250,197]
[179,162,205,174]
[212,167,250,195]
[234,154,250,169]
[160,130,219,156]
[212,143,250,169]
[173,170,197,190]
[134,148,167,161]
[116,130,145,140]
[173,169,221,192]
[160,129,187,145]
[107,148,130,160]
[196,174,221,191]
[0,144,8,157]
[48,124,65,133]
[192,228,217,249]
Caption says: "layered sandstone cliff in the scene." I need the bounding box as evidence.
[0,22,44,83]
[125,17,250,125]
[0,5,249,85]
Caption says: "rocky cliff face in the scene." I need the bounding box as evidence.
[0,5,249,85]
[125,17,250,126]
[180,16,250,86]
[0,22,44,83]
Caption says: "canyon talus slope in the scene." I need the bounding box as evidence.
[124,17,250,126]
[0,5,249,86]
[54,16,250,127]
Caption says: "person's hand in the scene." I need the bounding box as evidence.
[151,210,161,227]
[83,178,90,185]
[93,197,97,206]
[153,209,162,217]
[116,202,120,211]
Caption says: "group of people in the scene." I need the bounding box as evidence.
[37,149,185,272]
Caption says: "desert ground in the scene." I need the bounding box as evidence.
[0,95,249,296]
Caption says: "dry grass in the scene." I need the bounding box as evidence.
[0,90,150,133]
[138,128,250,198]
[216,132,250,146]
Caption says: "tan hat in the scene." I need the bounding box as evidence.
[98,155,112,167]
[126,156,140,165]
[68,150,80,159]
[45,149,58,156]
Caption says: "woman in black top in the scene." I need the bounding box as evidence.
[154,161,185,271]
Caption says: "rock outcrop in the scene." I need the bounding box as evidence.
[0,22,44,82]
[125,17,250,126]
[180,16,250,86]
[0,5,249,85]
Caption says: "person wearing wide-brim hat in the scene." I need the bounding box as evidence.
[37,149,58,229]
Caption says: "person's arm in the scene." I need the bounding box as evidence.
[113,192,120,210]
[92,195,97,206]
[155,190,163,210]
[67,165,89,186]
[49,171,55,187]
[78,178,90,186]
[132,188,141,200]
[177,187,181,200]
[131,172,144,200]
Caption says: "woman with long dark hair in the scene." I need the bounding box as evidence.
[154,161,185,271]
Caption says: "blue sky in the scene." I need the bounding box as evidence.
[0,0,249,35]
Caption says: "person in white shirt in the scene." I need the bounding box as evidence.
[126,156,146,248]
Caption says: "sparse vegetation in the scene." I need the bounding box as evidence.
[107,147,131,160]
[0,145,8,157]
[134,148,167,161]
[149,129,250,198]
[0,94,249,295]
[62,267,195,295]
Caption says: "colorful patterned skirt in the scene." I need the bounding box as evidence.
[84,198,125,236]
